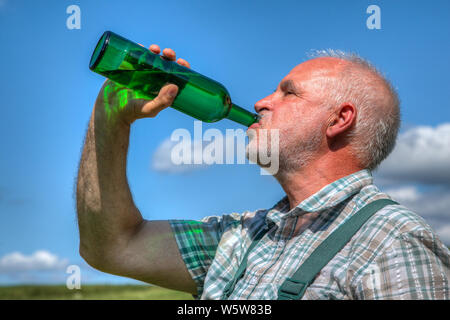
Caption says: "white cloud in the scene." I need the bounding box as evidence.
[151,131,249,173]
[377,123,450,185]
[435,225,450,245]
[0,257,145,285]
[0,250,69,273]
[383,185,450,219]
[383,186,421,202]
[151,138,209,173]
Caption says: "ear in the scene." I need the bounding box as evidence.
[326,103,357,139]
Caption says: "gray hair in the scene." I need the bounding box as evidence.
[307,49,401,171]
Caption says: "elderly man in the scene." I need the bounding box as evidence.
[76,45,449,300]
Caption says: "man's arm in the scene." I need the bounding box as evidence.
[76,46,197,294]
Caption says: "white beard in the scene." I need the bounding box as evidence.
[279,127,323,172]
[246,121,324,174]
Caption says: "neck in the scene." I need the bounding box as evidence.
[274,151,363,210]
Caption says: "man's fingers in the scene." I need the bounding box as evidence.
[148,45,191,68]
[132,44,188,118]
[140,84,179,117]
[177,58,191,69]
[156,84,179,108]
[162,48,176,61]
[149,44,161,55]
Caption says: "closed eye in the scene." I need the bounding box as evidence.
[284,91,297,96]
[274,88,298,97]
[279,80,302,97]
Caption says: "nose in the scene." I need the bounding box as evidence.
[254,93,273,114]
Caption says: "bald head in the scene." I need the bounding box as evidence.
[293,56,348,74]
[297,51,401,170]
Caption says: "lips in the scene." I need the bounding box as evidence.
[248,113,266,130]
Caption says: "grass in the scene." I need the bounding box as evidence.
[0,284,194,300]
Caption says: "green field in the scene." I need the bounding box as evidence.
[0,285,194,300]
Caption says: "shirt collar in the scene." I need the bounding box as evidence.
[266,169,373,225]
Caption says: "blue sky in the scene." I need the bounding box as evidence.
[0,0,449,285]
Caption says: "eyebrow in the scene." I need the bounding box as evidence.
[279,80,300,94]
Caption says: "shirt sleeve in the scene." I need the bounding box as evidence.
[354,229,450,300]
[168,213,241,299]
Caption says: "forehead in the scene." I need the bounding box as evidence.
[282,57,348,87]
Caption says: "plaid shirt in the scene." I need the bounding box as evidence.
[169,169,450,300]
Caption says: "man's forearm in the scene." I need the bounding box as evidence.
[76,95,143,266]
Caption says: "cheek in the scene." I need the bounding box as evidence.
[278,108,304,132]
[269,107,297,129]
[280,109,326,140]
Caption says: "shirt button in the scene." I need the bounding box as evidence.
[249,277,258,285]
[278,240,286,247]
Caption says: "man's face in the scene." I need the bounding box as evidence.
[246,58,344,172]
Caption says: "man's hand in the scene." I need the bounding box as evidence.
[97,44,191,125]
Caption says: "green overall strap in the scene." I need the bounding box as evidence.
[221,227,268,299]
[277,198,398,300]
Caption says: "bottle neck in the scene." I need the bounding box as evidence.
[226,103,259,127]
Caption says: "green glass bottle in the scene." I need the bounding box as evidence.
[89,31,259,127]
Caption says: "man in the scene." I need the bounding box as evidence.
[76,45,449,299]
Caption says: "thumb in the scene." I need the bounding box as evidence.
[140,84,179,117]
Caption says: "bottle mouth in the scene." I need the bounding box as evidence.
[89,31,111,70]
